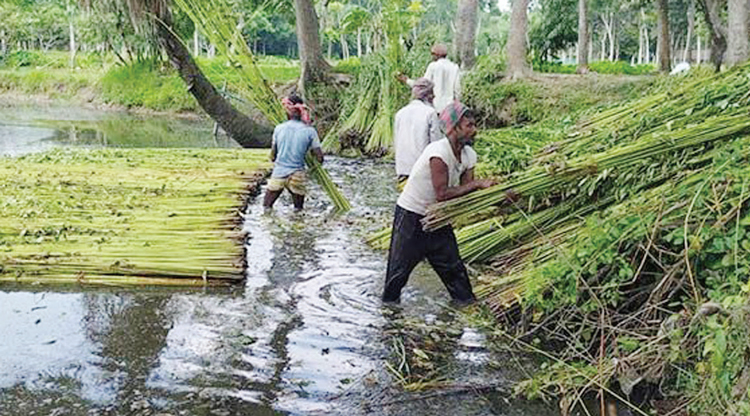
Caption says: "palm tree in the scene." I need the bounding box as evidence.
[696,0,727,71]
[507,0,531,78]
[294,0,330,88]
[455,0,478,69]
[576,0,589,74]
[726,0,749,66]
[93,0,272,148]
[656,0,671,72]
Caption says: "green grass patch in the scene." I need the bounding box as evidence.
[464,72,653,128]
[0,50,115,70]
[198,56,301,85]
[535,60,656,75]
[99,56,301,111]
[0,52,302,112]
[99,60,199,111]
[0,148,271,286]
[0,67,101,98]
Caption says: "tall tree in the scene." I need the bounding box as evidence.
[456,0,479,69]
[112,0,272,148]
[683,0,695,62]
[656,0,671,72]
[697,0,727,71]
[726,0,748,65]
[294,0,329,87]
[507,0,531,78]
[577,0,589,73]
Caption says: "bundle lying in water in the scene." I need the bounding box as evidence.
[173,0,351,212]
[0,148,270,285]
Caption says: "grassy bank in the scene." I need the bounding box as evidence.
[463,56,655,128]
[0,51,302,113]
[0,148,270,286]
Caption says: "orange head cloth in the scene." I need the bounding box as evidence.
[281,97,311,125]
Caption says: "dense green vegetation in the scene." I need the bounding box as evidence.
[0,51,303,111]
[423,64,750,415]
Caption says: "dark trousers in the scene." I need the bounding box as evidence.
[382,205,476,303]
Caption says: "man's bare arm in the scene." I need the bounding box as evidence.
[460,168,474,185]
[311,147,324,164]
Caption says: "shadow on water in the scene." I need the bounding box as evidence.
[0,108,561,416]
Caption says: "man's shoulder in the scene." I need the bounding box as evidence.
[463,146,478,164]
[399,100,435,115]
[435,58,459,70]
[424,138,448,152]
[290,120,317,134]
[276,120,293,130]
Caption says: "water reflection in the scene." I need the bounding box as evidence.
[84,294,173,413]
[0,107,239,151]
[0,106,557,415]
[0,125,58,156]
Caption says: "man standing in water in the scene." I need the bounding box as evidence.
[398,44,461,113]
[263,94,324,211]
[383,102,495,305]
[393,78,442,191]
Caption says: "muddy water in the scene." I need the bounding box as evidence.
[0,110,556,416]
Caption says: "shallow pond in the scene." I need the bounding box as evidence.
[0,108,558,416]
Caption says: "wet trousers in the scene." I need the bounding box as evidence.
[382,205,476,303]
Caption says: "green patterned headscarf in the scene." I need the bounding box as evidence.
[439,101,469,136]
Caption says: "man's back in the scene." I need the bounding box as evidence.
[272,120,320,178]
[424,58,461,113]
[394,100,441,177]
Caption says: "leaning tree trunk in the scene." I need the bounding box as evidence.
[294,0,329,87]
[656,0,671,72]
[726,0,749,66]
[155,8,272,148]
[697,0,728,71]
[455,0,479,69]
[507,0,531,78]
[577,0,589,73]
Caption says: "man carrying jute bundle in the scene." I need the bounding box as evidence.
[398,44,461,113]
[382,101,495,305]
[393,77,442,191]
[263,93,324,212]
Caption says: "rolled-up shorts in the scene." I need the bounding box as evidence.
[267,170,307,196]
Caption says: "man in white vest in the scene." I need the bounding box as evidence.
[398,44,461,113]
[382,102,495,305]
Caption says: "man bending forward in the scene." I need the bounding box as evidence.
[383,102,494,305]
